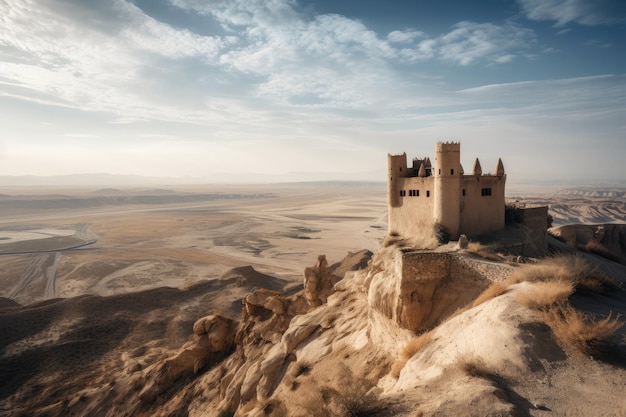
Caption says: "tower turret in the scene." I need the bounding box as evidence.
[472,158,482,176]
[495,158,505,177]
[387,153,407,209]
[433,142,461,239]
[418,164,426,177]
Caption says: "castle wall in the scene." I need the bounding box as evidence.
[396,251,489,331]
[459,174,506,236]
[388,177,435,238]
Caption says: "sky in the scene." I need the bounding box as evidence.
[0,0,625,184]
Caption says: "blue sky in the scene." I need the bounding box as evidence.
[0,0,625,184]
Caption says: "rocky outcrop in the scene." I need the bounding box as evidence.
[551,223,626,265]
[304,254,339,307]
[139,314,236,402]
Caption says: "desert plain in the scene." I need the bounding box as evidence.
[0,183,387,306]
[0,182,625,417]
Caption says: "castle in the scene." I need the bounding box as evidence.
[388,142,506,241]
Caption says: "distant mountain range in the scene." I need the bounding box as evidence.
[0,171,385,187]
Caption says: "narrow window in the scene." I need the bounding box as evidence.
[481,188,492,196]
[426,190,430,197]
[409,190,413,197]
[438,169,441,175]
[462,189,465,196]
[451,169,454,175]
[416,190,420,197]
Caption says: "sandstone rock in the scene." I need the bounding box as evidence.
[281,312,322,354]
[257,344,287,399]
[244,289,288,316]
[264,295,286,315]
[240,361,263,403]
[303,254,335,307]
[140,315,235,403]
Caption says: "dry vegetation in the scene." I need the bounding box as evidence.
[514,280,574,310]
[506,256,623,357]
[391,331,433,378]
[505,255,620,294]
[459,357,493,380]
[471,282,509,308]
[543,304,623,357]
[465,242,503,262]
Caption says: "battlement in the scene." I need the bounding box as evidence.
[435,141,460,152]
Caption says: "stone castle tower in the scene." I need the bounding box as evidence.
[388,142,506,241]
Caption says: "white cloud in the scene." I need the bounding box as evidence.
[0,0,542,126]
[0,0,230,122]
[517,0,626,26]
[437,21,534,66]
[387,29,427,44]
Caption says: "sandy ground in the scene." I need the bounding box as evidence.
[0,184,387,305]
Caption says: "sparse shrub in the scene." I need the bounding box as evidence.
[339,381,392,417]
[515,280,574,310]
[293,361,311,377]
[460,357,492,379]
[402,331,433,358]
[391,331,433,378]
[465,242,503,262]
[382,233,406,248]
[217,411,234,417]
[261,399,287,416]
[543,304,623,356]
[580,240,622,263]
[434,223,450,244]
[341,386,389,417]
[505,255,619,294]
[471,282,509,308]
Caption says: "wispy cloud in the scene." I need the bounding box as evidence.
[0,0,539,124]
[437,21,534,65]
[517,0,626,26]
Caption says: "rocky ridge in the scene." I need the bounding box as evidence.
[1,244,625,416]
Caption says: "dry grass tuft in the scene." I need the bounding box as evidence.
[465,242,503,262]
[471,282,510,308]
[293,361,311,377]
[505,255,619,294]
[459,357,492,379]
[543,304,623,356]
[515,280,574,310]
[391,331,433,378]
